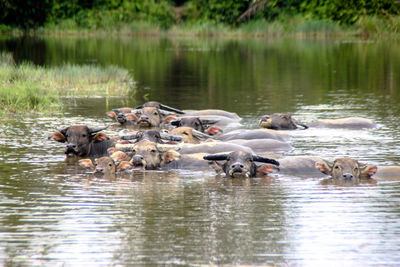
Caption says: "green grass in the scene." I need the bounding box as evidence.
[0,53,135,113]
[5,14,400,38]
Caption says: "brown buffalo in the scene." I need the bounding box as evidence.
[169,127,212,144]
[316,157,377,184]
[135,107,164,128]
[258,113,308,130]
[116,140,180,170]
[204,151,279,178]
[49,125,113,157]
[78,156,132,175]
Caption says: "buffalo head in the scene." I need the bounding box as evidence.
[116,140,180,170]
[316,157,377,183]
[258,113,308,130]
[204,151,279,178]
[49,125,108,157]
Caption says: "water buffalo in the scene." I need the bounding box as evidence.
[179,142,254,154]
[78,156,133,175]
[115,140,180,170]
[169,127,212,144]
[258,113,308,130]
[216,129,290,142]
[204,151,280,178]
[49,125,113,157]
[106,107,138,126]
[119,130,182,143]
[183,109,241,120]
[315,157,377,184]
[135,101,185,114]
[373,166,400,180]
[309,117,377,129]
[259,114,376,130]
[169,117,223,136]
[226,139,292,153]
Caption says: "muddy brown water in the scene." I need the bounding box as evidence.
[1,36,400,266]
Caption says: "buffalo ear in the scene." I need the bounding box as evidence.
[106,111,117,121]
[205,126,223,136]
[78,159,95,170]
[162,150,181,164]
[92,132,109,143]
[116,161,133,172]
[361,165,378,178]
[315,161,332,175]
[209,161,224,175]
[125,113,138,121]
[256,164,279,176]
[48,132,66,143]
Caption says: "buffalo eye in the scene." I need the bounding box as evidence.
[82,134,87,138]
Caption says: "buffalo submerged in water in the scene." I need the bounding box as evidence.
[49,125,114,158]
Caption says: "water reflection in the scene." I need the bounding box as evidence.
[0,36,400,265]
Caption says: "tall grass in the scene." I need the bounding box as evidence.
[0,53,135,113]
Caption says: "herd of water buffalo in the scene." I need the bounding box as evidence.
[48,101,400,185]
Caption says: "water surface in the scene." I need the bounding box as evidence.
[0,36,400,266]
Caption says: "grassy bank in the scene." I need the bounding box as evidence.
[11,14,394,38]
[0,53,135,113]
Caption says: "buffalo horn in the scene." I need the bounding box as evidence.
[159,133,183,142]
[252,155,280,166]
[159,104,185,114]
[88,126,108,134]
[170,120,181,126]
[120,133,139,140]
[58,127,69,135]
[192,129,212,139]
[159,109,176,116]
[203,154,229,161]
[293,118,309,129]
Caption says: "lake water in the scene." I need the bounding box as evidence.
[1,36,400,266]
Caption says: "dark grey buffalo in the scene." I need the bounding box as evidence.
[204,151,280,178]
[119,130,182,143]
[259,114,376,130]
[49,125,113,158]
[258,113,308,130]
[170,117,223,135]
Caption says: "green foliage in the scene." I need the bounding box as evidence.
[0,0,53,29]
[191,0,251,24]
